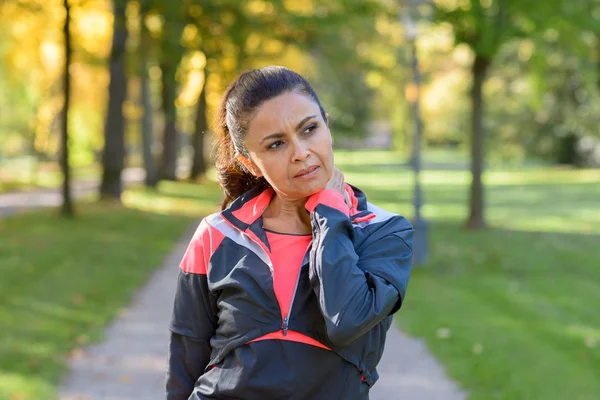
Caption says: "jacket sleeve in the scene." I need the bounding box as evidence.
[166,219,218,400]
[305,190,413,347]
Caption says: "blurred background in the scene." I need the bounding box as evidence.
[0,0,599,399]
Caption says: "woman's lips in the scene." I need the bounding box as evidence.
[294,165,320,179]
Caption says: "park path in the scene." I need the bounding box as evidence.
[57,223,467,400]
[0,168,144,218]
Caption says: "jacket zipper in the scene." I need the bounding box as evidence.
[282,316,289,336]
[236,221,312,338]
[281,242,312,336]
[282,270,302,336]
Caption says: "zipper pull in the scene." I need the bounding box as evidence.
[282,316,289,336]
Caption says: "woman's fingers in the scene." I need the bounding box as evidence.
[324,167,348,204]
[344,190,351,208]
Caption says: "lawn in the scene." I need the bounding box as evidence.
[0,160,99,193]
[0,180,223,400]
[336,150,600,400]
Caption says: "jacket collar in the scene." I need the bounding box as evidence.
[221,183,375,232]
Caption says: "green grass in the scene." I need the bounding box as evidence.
[0,179,223,400]
[336,150,600,400]
[396,225,600,400]
[336,150,600,234]
[0,162,99,193]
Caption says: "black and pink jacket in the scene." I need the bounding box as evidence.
[166,184,414,400]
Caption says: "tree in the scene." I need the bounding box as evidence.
[60,0,74,217]
[139,8,158,187]
[505,0,600,167]
[190,84,207,180]
[100,0,129,200]
[182,0,389,178]
[159,60,179,180]
[157,3,185,181]
[432,0,556,229]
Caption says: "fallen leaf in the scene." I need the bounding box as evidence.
[472,343,484,355]
[436,327,452,339]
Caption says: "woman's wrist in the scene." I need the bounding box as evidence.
[305,189,350,215]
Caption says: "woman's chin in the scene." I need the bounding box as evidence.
[272,179,327,201]
[299,181,326,197]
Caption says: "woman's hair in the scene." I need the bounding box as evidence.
[214,66,327,210]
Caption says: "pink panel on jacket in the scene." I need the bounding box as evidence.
[179,219,225,275]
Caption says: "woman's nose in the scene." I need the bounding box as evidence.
[291,142,310,163]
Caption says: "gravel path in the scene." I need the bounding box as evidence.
[370,324,466,400]
[57,224,467,400]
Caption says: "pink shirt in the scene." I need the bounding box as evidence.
[248,229,330,350]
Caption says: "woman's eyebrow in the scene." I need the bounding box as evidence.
[294,115,316,131]
[259,115,316,144]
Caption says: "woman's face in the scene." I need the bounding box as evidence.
[238,91,334,201]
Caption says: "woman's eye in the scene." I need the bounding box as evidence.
[268,140,283,150]
[304,124,317,134]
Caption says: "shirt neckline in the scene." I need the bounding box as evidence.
[263,227,312,237]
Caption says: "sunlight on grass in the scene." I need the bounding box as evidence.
[0,372,53,400]
[565,325,600,348]
[0,160,99,193]
[334,149,406,166]
[122,180,223,217]
[488,168,600,185]
[339,150,600,235]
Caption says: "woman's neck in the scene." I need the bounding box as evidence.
[262,193,311,234]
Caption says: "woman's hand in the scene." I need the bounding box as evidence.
[324,167,351,207]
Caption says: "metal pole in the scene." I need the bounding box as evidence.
[408,24,429,265]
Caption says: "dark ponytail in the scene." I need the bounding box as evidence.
[213,83,268,210]
[213,66,326,210]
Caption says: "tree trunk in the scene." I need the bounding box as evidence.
[28,130,39,187]
[60,0,74,217]
[140,24,158,187]
[159,62,178,181]
[596,34,600,93]
[29,104,39,186]
[555,133,580,166]
[466,54,491,230]
[100,0,128,201]
[190,83,208,180]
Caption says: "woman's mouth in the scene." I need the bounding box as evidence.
[294,165,320,179]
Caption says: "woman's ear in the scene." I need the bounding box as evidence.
[235,153,263,177]
[325,112,330,128]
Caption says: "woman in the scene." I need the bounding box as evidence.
[166,66,413,400]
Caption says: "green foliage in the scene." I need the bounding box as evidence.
[2,0,599,177]
[524,1,600,165]
[306,0,403,139]
[428,0,600,166]
[433,0,547,57]
[177,0,402,140]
